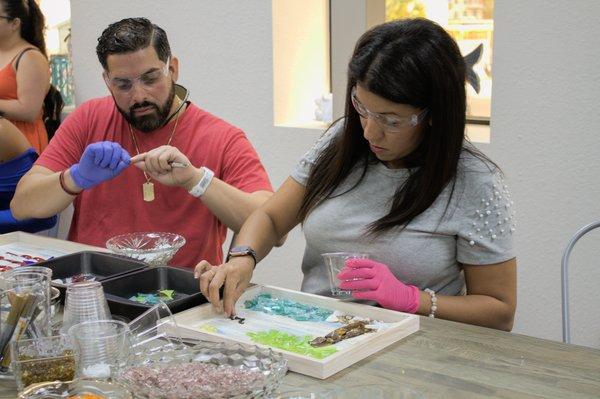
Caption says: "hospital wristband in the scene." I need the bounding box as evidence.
[188,167,214,198]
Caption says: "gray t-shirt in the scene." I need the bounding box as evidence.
[290,123,516,297]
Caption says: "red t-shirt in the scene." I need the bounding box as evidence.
[36,97,272,267]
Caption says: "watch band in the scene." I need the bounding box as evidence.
[188,167,214,197]
[227,246,257,268]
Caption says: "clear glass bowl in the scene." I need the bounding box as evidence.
[18,379,132,398]
[116,341,288,399]
[106,232,186,267]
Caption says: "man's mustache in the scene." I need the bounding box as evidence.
[130,102,159,113]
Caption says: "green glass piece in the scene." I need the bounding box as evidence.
[244,293,333,322]
[158,289,175,300]
[247,330,338,360]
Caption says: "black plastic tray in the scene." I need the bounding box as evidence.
[38,251,148,293]
[101,266,207,320]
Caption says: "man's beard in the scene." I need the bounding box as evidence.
[116,83,176,133]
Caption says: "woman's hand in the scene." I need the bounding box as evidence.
[338,258,420,313]
[194,257,255,316]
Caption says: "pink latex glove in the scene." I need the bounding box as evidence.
[337,258,420,313]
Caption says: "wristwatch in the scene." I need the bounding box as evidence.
[188,167,215,197]
[227,245,257,268]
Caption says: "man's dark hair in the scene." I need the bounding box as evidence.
[96,17,171,70]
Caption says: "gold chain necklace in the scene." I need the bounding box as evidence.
[128,99,183,202]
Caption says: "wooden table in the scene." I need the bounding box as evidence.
[279,317,600,398]
[1,234,599,398]
[0,231,105,254]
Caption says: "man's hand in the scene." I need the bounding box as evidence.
[195,257,255,316]
[130,145,203,189]
[70,141,130,189]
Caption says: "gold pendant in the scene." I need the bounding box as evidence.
[143,181,155,202]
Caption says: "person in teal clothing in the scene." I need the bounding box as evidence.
[196,18,516,331]
[0,115,56,233]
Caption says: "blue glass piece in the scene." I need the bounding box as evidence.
[244,293,333,322]
[129,293,159,305]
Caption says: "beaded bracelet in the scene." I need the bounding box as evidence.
[424,288,437,318]
[59,170,80,196]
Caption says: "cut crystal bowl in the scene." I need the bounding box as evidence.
[106,232,185,267]
[116,341,288,399]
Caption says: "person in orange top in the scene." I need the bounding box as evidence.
[0,0,53,153]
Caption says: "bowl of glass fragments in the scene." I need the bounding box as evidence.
[106,232,185,267]
[116,341,288,399]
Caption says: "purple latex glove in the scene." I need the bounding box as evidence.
[70,141,131,189]
[338,258,420,313]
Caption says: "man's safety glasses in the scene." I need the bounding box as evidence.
[104,57,170,93]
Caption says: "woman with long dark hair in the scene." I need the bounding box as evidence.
[197,19,517,331]
[0,0,62,153]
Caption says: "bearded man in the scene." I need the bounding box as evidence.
[11,18,273,267]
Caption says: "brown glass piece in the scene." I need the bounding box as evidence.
[309,321,375,347]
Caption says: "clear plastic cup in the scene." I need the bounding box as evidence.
[1,266,53,291]
[128,301,182,357]
[61,281,111,334]
[0,273,52,378]
[321,252,370,297]
[69,320,130,381]
[2,266,52,279]
[49,287,61,334]
[2,267,52,338]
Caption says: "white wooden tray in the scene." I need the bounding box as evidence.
[0,231,105,270]
[167,285,419,379]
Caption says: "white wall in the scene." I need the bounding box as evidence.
[70,0,600,347]
[489,0,600,346]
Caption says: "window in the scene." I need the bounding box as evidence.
[272,0,332,129]
[39,0,75,107]
[275,0,493,141]
[386,0,494,129]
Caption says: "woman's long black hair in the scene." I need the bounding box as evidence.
[299,18,489,234]
[2,0,63,140]
[3,0,46,55]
